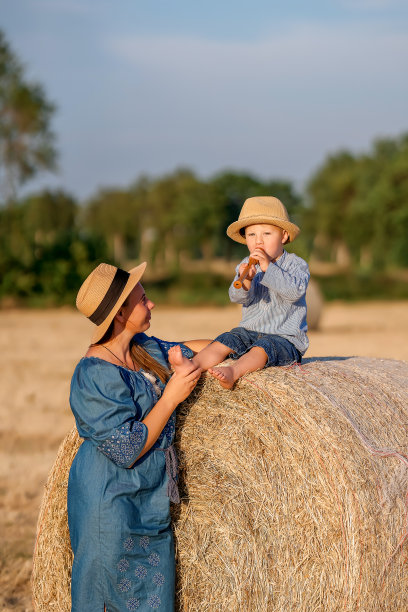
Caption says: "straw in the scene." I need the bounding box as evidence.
[32,357,408,611]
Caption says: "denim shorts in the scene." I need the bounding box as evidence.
[214,327,302,367]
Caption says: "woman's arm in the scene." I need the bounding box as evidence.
[132,364,201,462]
[71,358,202,468]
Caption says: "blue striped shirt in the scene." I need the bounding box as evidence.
[229,250,310,354]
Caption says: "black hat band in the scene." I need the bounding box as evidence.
[88,268,130,325]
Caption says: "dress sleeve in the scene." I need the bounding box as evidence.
[70,360,148,468]
[148,336,194,361]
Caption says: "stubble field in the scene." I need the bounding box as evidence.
[1,301,408,611]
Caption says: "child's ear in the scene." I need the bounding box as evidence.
[282,230,289,244]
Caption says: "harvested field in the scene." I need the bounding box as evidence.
[1,301,408,611]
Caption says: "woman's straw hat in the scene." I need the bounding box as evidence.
[76,262,147,343]
[226,196,300,244]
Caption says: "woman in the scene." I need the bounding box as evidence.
[68,262,206,611]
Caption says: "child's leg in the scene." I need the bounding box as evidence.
[168,342,232,375]
[209,346,267,389]
[191,341,232,370]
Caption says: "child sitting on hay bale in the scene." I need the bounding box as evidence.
[168,196,309,388]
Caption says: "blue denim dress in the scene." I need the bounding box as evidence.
[67,334,193,612]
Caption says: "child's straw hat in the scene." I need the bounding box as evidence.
[227,196,300,244]
[76,262,147,343]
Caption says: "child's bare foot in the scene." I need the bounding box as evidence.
[208,366,236,389]
[168,345,196,375]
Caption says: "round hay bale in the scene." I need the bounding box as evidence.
[32,357,408,611]
[32,427,82,611]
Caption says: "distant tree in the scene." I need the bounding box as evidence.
[0,30,57,204]
[166,172,222,262]
[23,189,77,238]
[0,189,107,303]
[304,134,408,269]
[146,169,198,267]
[349,135,408,269]
[83,181,149,264]
[210,171,264,225]
[305,152,359,265]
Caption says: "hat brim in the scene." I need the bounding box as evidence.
[90,261,147,344]
[226,215,300,244]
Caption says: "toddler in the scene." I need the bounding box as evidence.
[169,196,309,388]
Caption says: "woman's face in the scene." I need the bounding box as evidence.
[119,283,155,334]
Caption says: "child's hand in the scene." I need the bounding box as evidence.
[238,260,257,282]
[250,248,271,272]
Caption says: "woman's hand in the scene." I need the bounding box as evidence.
[136,363,202,461]
[162,365,202,407]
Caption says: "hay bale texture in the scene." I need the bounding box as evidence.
[32,427,81,610]
[32,357,408,611]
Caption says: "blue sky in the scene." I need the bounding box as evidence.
[1,0,408,200]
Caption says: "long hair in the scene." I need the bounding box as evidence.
[93,308,171,384]
[130,342,170,383]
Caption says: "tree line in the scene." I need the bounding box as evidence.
[1,136,408,304]
[1,29,407,305]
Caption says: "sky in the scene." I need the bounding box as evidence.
[1,0,408,201]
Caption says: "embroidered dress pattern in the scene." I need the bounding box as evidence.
[153,572,165,586]
[148,552,160,567]
[157,412,175,446]
[118,578,132,593]
[118,558,130,573]
[135,565,148,579]
[126,597,140,610]
[140,535,150,550]
[148,594,161,609]
[123,537,135,551]
[98,421,146,467]
[154,338,194,360]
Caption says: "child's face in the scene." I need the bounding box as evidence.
[244,224,288,260]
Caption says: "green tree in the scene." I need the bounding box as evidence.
[305,152,359,265]
[0,190,107,304]
[146,169,204,268]
[23,189,77,237]
[0,30,57,204]
[83,180,150,264]
[181,178,224,261]
[303,134,408,270]
[348,135,408,269]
